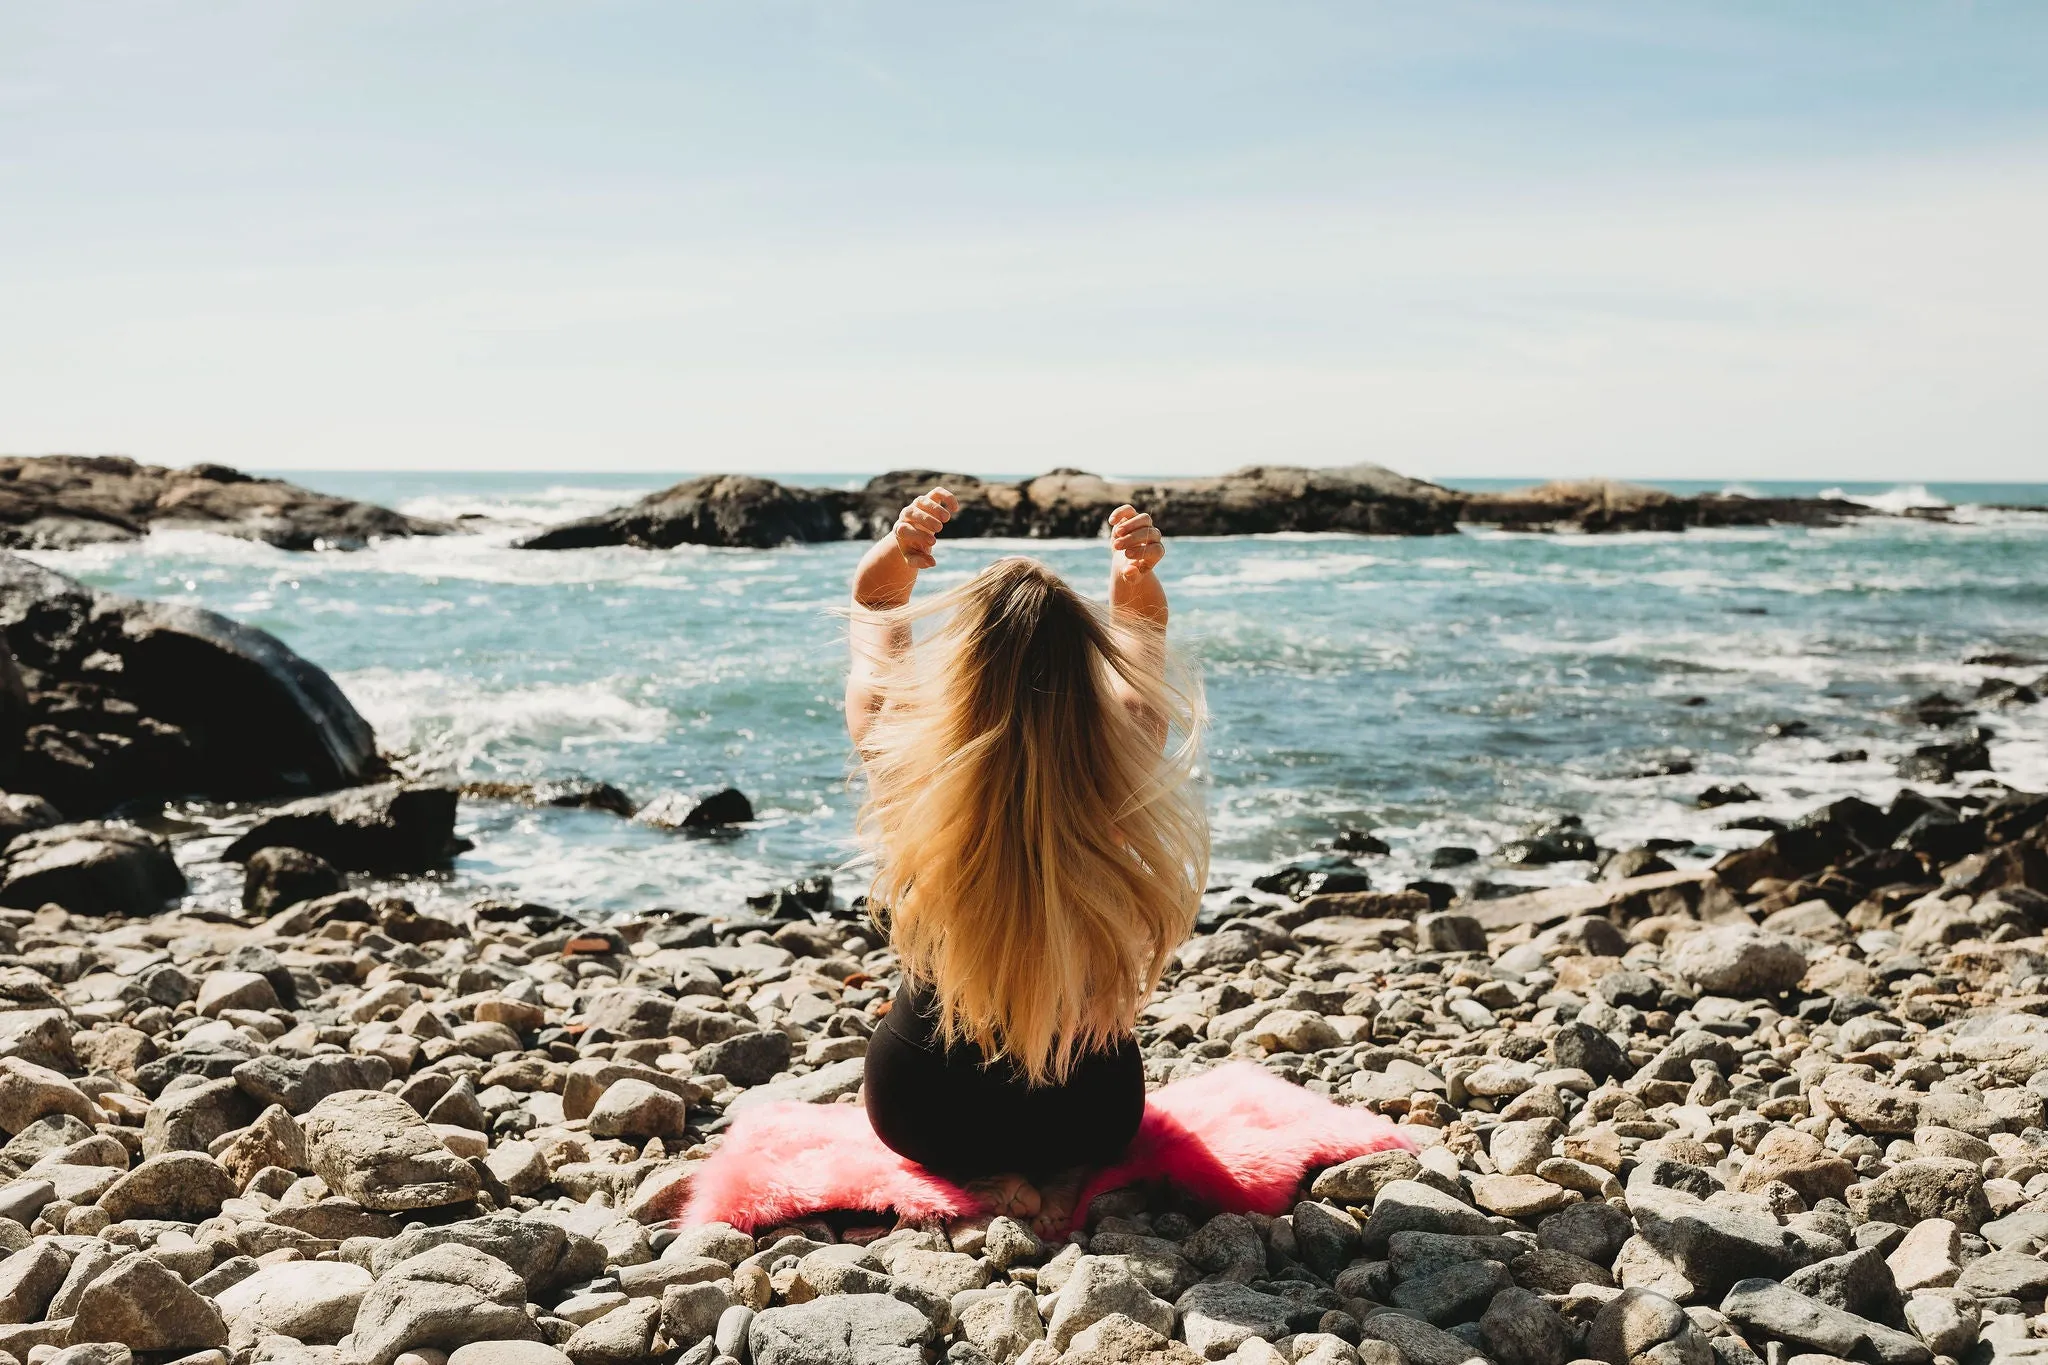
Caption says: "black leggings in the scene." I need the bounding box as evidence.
[863,983,1146,1182]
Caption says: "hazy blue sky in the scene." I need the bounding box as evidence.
[3,2,2044,479]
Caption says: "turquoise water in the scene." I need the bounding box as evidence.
[25,473,2048,919]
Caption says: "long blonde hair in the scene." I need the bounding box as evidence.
[853,557,1208,1084]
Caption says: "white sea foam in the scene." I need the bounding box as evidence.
[338,668,674,777]
[1819,484,1951,513]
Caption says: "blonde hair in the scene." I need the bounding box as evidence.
[853,557,1208,1085]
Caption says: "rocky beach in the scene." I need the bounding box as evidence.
[0,459,2039,1365]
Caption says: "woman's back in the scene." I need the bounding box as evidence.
[844,487,1205,1229]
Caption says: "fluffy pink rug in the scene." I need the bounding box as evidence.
[681,1061,1414,1233]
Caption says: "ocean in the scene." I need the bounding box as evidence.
[22,473,2048,921]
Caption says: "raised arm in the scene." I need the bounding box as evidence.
[846,486,957,745]
[1107,504,1170,745]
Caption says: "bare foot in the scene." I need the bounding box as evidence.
[1032,1167,1088,1240]
[965,1172,1041,1220]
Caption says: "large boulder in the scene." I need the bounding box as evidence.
[223,783,465,874]
[0,551,379,813]
[0,822,184,916]
[517,474,853,550]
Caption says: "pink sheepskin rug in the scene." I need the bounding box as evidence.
[681,1061,1414,1234]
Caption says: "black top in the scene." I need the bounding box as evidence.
[862,976,1147,1180]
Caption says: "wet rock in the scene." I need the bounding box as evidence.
[635,787,756,831]
[224,784,464,874]
[0,822,185,917]
[241,845,346,915]
[0,550,379,813]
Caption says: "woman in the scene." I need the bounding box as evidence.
[846,487,1208,1236]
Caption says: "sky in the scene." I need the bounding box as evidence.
[2,2,2045,481]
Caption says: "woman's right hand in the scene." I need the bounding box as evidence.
[893,488,958,570]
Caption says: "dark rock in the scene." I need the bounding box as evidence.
[1332,829,1390,855]
[1253,855,1371,899]
[0,795,60,848]
[1498,818,1598,865]
[1897,734,1993,784]
[1891,810,1984,861]
[1457,480,1877,534]
[1390,1258,1513,1325]
[0,455,448,551]
[1549,1023,1631,1083]
[223,783,465,874]
[748,875,833,918]
[0,552,378,813]
[1604,847,1676,880]
[1629,1187,1807,1299]
[635,787,756,831]
[1430,847,1479,869]
[520,465,1465,552]
[0,821,185,916]
[1781,1247,1900,1319]
[1699,784,1761,808]
[1480,1287,1568,1365]
[241,845,346,915]
[694,1031,793,1086]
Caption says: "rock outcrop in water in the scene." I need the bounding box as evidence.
[516,467,1907,550]
[0,551,380,814]
[0,455,451,550]
[516,465,1465,549]
[1455,479,1877,534]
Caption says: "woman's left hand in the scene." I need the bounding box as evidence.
[1108,504,1163,579]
